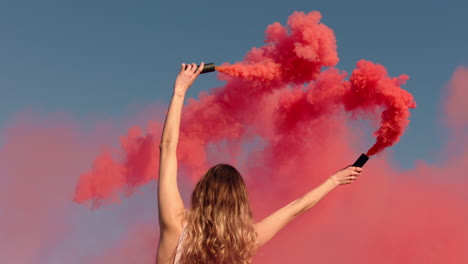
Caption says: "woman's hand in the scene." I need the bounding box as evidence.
[329,166,363,186]
[173,62,204,97]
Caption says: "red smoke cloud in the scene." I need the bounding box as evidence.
[0,113,87,263]
[86,223,158,264]
[1,10,467,264]
[444,66,468,134]
[0,110,164,264]
[74,122,162,208]
[83,63,468,263]
[74,11,415,204]
[71,10,467,264]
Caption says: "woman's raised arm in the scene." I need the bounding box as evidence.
[157,63,203,263]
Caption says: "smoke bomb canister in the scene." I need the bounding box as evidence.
[199,63,216,74]
[352,153,369,167]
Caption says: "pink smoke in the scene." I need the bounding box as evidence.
[1,10,467,264]
[74,11,415,205]
[0,113,85,263]
[444,66,468,132]
[85,65,468,263]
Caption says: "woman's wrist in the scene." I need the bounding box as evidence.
[173,89,186,98]
[173,84,189,97]
[328,175,339,187]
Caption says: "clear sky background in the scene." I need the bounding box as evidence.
[0,1,467,263]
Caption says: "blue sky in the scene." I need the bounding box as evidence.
[1,0,466,168]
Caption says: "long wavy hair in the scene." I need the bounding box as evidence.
[178,164,257,264]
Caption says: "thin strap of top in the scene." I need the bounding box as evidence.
[173,228,186,264]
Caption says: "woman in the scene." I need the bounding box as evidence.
[156,62,363,264]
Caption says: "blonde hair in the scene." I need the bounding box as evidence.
[178,164,257,264]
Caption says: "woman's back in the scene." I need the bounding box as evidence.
[174,164,257,264]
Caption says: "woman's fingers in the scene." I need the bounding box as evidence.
[333,166,363,185]
[349,166,363,172]
[182,63,192,72]
[341,176,358,185]
[345,170,359,177]
[347,166,362,171]
[196,62,204,74]
[345,178,357,184]
[181,62,204,75]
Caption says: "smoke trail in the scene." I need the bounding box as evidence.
[346,60,416,156]
[73,123,162,208]
[217,49,415,158]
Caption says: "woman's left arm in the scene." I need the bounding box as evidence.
[157,63,203,263]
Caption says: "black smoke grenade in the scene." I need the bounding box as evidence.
[199,63,216,74]
[352,153,369,167]
[183,63,216,74]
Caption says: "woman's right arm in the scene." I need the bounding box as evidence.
[254,166,362,247]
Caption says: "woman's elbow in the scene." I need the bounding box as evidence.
[159,140,177,150]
